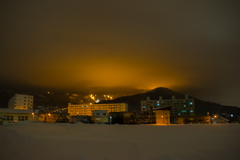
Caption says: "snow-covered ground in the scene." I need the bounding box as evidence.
[0,122,240,160]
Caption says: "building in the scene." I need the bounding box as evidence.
[92,110,109,124]
[155,107,170,125]
[139,107,171,124]
[0,108,36,123]
[8,94,34,110]
[68,103,128,116]
[109,112,136,124]
[69,115,92,123]
[141,94,195,117]
[171,115,211,124]
[139,110,156,123]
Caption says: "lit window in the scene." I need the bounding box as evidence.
[178,113,181,115]
[143,106,145,109]
[182,110,186,112]
[231,114,233,117]
[190,110,193,112]
[184,105,186,107]
[157,104,159,106]
[189,102,193,105]
[157,101,159,103]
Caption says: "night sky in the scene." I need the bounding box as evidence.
[0,0,239,106]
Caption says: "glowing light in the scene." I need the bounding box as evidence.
[48,113,51,116]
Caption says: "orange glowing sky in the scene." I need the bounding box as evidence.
[0,0,239,106]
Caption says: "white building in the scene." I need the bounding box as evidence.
[8,94,34,110]
[141,94,195,116]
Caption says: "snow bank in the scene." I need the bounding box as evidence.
[0,123,240,160]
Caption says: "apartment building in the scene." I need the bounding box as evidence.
[141,94,195,116]
[68,103,128,116]
[8,94,34,110]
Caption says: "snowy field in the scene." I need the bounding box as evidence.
[1,122,240,160]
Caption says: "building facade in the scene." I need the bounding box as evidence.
[171,116,211,124]
[68,103,128,116]
[0,108,36,123]
[141,95,195,116]
[8,94,34,110]
[155,108,170,125]
[92,110,109,124]
[109,112,136,124]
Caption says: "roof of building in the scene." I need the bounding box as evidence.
[0,108,33,114]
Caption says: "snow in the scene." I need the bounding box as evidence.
[1,122,240,160]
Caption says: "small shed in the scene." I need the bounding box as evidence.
[92,110,108,124]
[154,107,171,125]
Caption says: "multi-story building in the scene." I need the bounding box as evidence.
[68,103,128,116]
[141,94,195,116]
[8,94,34,110]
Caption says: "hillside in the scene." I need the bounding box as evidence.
[99,87,240,116]
[1,87,240,116]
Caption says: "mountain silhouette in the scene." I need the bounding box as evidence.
[99,87,240,116]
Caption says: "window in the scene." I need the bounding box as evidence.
[7,116,10,121]
[189,102,193,105]
[11,116,13,121]
[157,104,159,106]
[25,116,28,121]
[103,113,106,115]
[178,113,181,116]
[190,110,193,112]
[96,113,100,115]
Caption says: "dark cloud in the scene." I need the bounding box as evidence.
[0,0,239,106]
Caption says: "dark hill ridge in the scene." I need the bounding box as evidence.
[99,87,240,116]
